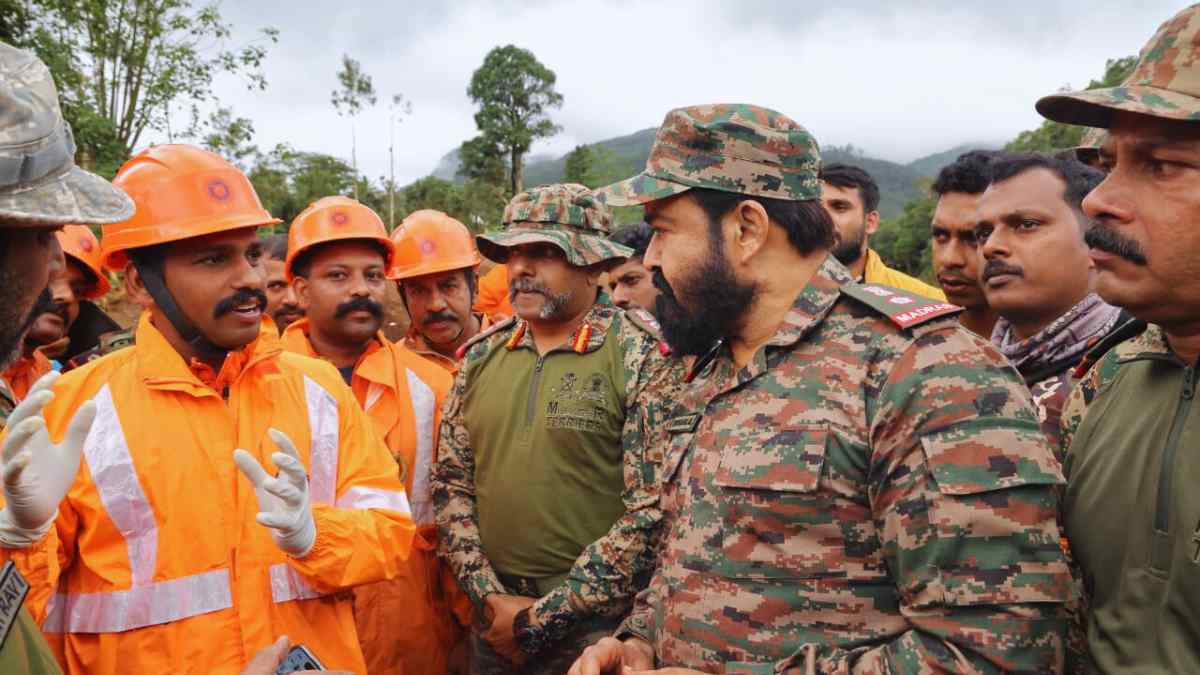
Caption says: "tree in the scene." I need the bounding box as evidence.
[874,186,937,280]
[0,0,30,44]
[1006,56,1137,153]
[201,107,257,169]
[248,144,358,224]
[331,54,377,199]
[387,94,413,230]
[466,45,563,196]
[458,135,507,187]
[26,0,277,176]
[563,145,596,186]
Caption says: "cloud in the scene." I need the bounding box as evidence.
[151,0,1184,193]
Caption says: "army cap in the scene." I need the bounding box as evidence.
[0,42,133,227]
[477,183,632,267]
[595,103,821,207]
[1073,127,1108,164]
[1038,5,1200,127]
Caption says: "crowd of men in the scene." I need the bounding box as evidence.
[1,3,1199,674]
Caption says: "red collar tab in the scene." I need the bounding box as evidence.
[572,323,593,354]
[505,321,529,351]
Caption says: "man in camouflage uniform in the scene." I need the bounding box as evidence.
[0,41,133,674]
[1037,5,1200,672]
[432,183,684,674]
[571,104,1070,674]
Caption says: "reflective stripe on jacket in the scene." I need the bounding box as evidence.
[0,312,416,674]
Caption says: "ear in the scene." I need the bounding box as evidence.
[730,199,772,264]
[123,264,156,310]
[865,210,881,236]
[292,276,311,311]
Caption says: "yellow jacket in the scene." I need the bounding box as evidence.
[1,313,415,674]
[863,249,946,301]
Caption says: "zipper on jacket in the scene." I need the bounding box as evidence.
[526,356,546,426]
[1153,365,1196,546]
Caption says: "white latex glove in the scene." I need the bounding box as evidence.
[234,428,316,558]
[0,371,95,546]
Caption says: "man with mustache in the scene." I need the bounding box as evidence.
[279,196,455,675]
[930,150,1003,337]
[975,154,1123,450]
[606,222,661,313]
[432,183,684,674]
[1035,5,1200,672]
[262,233,304,331]
[819,163,946,300]
[0,145,417,674]
[392,209,489,374]
[570,104,1068,674]
[0,41,134,673]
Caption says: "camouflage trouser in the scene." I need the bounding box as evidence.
[470,577,620,675]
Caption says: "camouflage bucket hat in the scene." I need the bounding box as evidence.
[595,103,821,207]
[477,183,632,267]
[1073,127,1108,163]
[1037,5,1200,127]
[0,42,133,227]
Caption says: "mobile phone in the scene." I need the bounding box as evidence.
[275,644,325,673]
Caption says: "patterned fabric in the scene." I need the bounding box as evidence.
[1038,4,1200,126]
[618,257,1071,673]
[477,183,632,267]
[595,103,821,206]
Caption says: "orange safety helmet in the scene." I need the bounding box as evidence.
[100,144,281,271]
[285,196,395,281]
[388,209,482,281]
[56,225,110,298]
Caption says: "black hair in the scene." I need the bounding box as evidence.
[819,163,880,213]
[687,188,834,255]
[932,150,1004,196]
[262,233,289,262]
[609,222,654,259]
[987,153,1104,221]
[290,239,390,279]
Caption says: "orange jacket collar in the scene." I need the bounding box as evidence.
[133,311,282,395]
[280,317,395,389]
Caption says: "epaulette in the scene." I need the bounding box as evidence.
[62,328,134,373]
[455,316,518,360]
[1072,316,1147,379]
[623,308,672,356]
[839,283,962,330]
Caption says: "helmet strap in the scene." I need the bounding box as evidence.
[134,261,229,364]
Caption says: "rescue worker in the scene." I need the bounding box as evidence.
[432,183,684,674]
[391,209,488,373]
[606,223,660,313]
[279,196,456,675]
[819,163,946,300]
[572,104,1069,674]
[0,41,134,675]
[1037,5,1200,671]
[930,150,1003,337]
[54,225,128,371]
[262,233,304,331]
[976,153,1123,449]
[474,264,514,321]
[0,144,416,674]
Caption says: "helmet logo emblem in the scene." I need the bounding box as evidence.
[79,237,94,253]
[207,179,232,202]
[332,211,349,226]
[420,239,435,254]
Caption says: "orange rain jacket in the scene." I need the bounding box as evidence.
[1,348,54,401]
[473,264,513,322]
[0,313,416,674]
[280,319,462,674]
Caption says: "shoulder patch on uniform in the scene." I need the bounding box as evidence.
[0,560,30,650]
[623,307,668,346]
[1073,317,1147,378]
[456,316,518,360]
[665,412,701,433]
[840,283,962,329]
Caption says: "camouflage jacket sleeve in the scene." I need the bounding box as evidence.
[516,321,683,655]
[613,546,666,644]
[431,359,506,608]
[768,325,1071,674]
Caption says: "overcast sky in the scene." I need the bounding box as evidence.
[163,0,1186,187]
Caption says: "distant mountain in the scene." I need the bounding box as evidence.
[428,133,996,220]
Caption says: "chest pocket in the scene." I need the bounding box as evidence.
[712,424,831,579]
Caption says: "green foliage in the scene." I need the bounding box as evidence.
[873,181,937,280]
[395,177,505,234]
[466,45,563,195]
[1005,56,1137,153]
[458,135,507,186]
[563,145,595,185]
[249,144,358,225]
[26,0,277,167]
[0,0,30,44]
[331,53,376,199]
[201,107,257,169]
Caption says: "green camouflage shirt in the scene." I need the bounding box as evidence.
[432,298,685,655]
[619,257,1071,673]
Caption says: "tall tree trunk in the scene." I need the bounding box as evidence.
[351,120,359,200]
[510,147,522,197]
